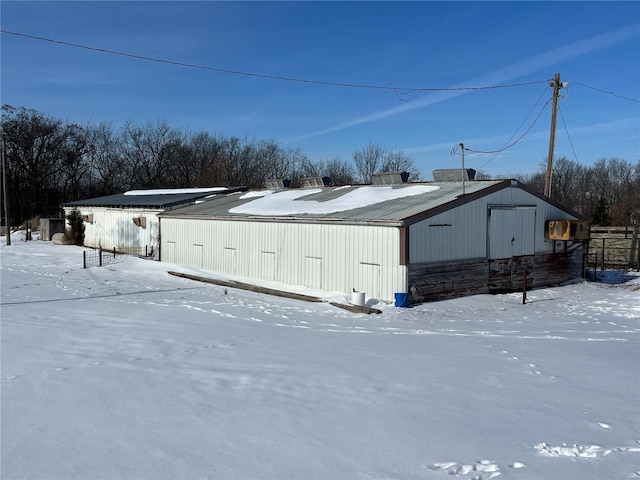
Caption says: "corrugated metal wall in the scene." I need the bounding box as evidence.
[487,206,536,259]
[409,185,579,263]
[160,218,406,302]
[64,207,162,254]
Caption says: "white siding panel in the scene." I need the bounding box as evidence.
[305,256,323,289]
[160,218,405,302]
[64,206,162,253]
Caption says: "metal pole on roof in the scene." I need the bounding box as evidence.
[460,143,466,195]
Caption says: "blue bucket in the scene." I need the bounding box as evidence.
[394,292,409,308]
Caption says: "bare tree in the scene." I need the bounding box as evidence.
[292,156,356,186]
[353,142,388,183]
[353,142,423,183]
[1,105,89,220]
[120,120,182,189]
[85,121,129,196]
[381,150,423,181]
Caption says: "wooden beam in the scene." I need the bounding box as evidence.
[330,302,382,315]
[168,271,323,303]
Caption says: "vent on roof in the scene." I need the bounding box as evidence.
[132,216,147,229]
[81,214,94,224]
[371,171,410,186]
[300,176,331,188]
[432,169,476,182]
[264,179,291,189]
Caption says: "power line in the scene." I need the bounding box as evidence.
[451,96,553,157]
[1,29,550,94]
[476,84,551,170]
[558,103,579,163]
[572,82,640,103]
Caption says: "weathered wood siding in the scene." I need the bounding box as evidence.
[531,248,585,288]
[488,255,535,292]
[408,247,584,303]
[408,259,489,302]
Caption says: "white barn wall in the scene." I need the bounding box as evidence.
[63,206,162,253]
[161,218,406,302]
[409,185,580,263]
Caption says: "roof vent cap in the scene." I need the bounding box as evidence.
[432,169,476,182]
[264,179,291,189]
[371,171,409,185]
[300,176,331,188]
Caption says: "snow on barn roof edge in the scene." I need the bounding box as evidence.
[159,179,585,226]
[62,187,246,209]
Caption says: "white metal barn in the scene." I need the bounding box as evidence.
[62,188,240,256]
[159,176,588,303]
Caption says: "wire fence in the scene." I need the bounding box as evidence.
[585,227,640,277]
[82,245,155,269]
[83,247,122,268]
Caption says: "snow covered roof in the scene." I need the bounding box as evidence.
[160,179,585,226]
[63,187,246,209]
[159,180,505,225]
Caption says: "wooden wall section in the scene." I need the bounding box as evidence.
[408,247,585,303]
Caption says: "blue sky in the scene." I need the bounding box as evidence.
[2,1,639,179]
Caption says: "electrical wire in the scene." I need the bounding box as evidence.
[452,96,553,157]
[1,29,551,93]
[572,82,640,103]
[558,103,579,163]
[476,84,551,169]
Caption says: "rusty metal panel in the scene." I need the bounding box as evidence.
[545,220,590,240]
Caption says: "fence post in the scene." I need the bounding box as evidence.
[83,251,87,269]
[113,247,116,258]
[601,238,605,272]
[99,247,103,267]
[522,268,527,304]
[145,245,148,257]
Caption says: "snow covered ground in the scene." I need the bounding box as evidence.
[2,232,639,480]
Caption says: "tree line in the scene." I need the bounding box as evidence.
[0,105,421,224]
[516,156,640,226]
[1,105,638,227]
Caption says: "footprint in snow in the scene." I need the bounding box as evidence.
[428,460,505,479]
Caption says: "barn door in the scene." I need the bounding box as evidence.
[305,256,323,290]
[223,247,237,275]
[192,244,204,269]
[488,206,536,292]
[358,262,382,300]
[488,206,536,259]
[261,251,276,281]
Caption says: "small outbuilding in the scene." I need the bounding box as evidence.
[158,175,589,304]
[63,187,244,257]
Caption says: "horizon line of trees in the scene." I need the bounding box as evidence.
[1,105,638,227]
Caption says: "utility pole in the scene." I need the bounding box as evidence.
[544,73,563,198]
[1,132,11,246]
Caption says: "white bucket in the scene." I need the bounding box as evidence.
[351,291,366,307]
